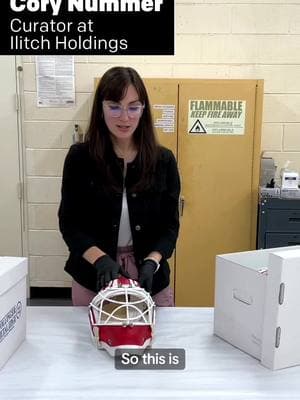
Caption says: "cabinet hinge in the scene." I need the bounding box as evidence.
[179,196,185,217]
[15,93,20,111]
[17,182,23,199]
[278,283,285,305]
[275,327,281,348]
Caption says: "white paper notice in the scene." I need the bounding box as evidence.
[36,56,75,107]
[153,104,175,133]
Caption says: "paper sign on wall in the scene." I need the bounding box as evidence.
[36,56,75,107]
[153,104,175,133]
[188,100,246,135]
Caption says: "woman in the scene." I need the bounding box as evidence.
[58,66,180,306]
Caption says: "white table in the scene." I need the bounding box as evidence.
[1,307,300,399]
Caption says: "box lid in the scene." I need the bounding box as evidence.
[0,257,28,297]
[261,249,300,370]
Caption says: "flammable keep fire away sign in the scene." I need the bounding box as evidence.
[188,99,246,135]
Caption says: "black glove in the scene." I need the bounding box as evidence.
[138,259,157,293]
[93,255,121,291]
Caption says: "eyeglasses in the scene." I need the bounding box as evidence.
[103,101,144,118]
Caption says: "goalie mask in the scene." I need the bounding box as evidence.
[89,277,155,356]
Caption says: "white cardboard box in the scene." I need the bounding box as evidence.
[0,257,28,370]
[214,246,300,370]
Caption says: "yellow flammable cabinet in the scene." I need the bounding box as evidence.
[95,78,264,306]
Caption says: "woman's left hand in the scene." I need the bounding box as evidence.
[138,260,157,293]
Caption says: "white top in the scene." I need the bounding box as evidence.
[117,163,133,247]
[117,188,133,247]
[2,307,300,399]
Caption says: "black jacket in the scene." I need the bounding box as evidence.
[58,142,180,295]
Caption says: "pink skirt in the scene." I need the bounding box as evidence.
[72,246,174,307]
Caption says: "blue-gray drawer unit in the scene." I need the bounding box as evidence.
[257,198,300,248]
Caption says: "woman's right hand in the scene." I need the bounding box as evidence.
[93,255,129,290]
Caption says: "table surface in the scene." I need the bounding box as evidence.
[1,307,300,400]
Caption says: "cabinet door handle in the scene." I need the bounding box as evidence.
[179,196,185,217]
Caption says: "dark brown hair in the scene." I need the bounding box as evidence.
[85,66,159,192]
